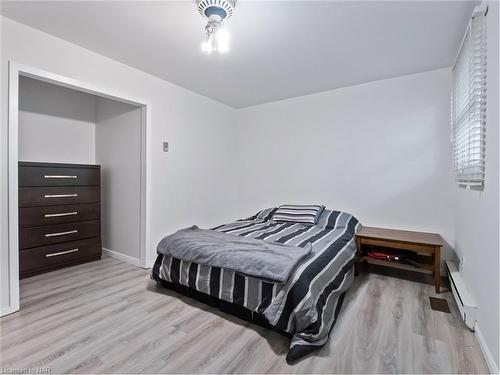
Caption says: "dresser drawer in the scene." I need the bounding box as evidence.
[19,203,101,228]
[19,186,100,207]
[19,220,101,249]
[19,166,100,187]
[20,237,101,278]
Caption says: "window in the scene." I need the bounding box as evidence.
[451,6,487,189]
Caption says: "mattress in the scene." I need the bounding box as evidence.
[151,208,361,362]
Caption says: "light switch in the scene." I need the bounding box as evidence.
[163,141,169,152]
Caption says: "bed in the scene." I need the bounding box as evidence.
[151,206,361,362]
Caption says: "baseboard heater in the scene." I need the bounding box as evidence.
[445,260,477,330]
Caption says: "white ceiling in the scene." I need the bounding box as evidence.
[1,1,475,108]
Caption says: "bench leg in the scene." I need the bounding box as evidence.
[355,236,362,277]
[434,246,441,293]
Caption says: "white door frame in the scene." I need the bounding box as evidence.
[4,61,152,316]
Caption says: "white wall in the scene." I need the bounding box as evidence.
[2,13,498,367]
[95,97,142,261]
[1,17,239,311]
[234,11,499,367]
[454,1,499,370]
[235,68,456,253]
[18,76,96,164]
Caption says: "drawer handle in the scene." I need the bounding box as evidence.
[44,211,78,218]
[44,194,78,198]
[44,175,78,179]
[45,230,78,237]
[46,248,79,257]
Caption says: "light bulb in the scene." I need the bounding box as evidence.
[201,35,216,54]
[216,28,230,44]
[217,41,229,53]
[201,25,230,54]
[201,41,211,53]
[215,28,229,53]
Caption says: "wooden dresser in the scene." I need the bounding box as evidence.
[18,162,102,278]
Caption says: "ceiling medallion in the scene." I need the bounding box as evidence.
[196,0,236,54]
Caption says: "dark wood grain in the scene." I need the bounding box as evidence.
[18,186,100,207]
[18,162,102,277]
[19,237,101,279]
[19,161,101,169]
[19,202,100,228]
[19,220,101,249]
[19,165,100,187]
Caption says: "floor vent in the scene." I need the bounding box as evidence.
[429,297,451,313]
[445,260,477,330]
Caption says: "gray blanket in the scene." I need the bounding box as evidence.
[156,226,312,284]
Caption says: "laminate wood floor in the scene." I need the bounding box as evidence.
[0,256,489,374]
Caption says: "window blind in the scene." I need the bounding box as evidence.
[451,6,487,189]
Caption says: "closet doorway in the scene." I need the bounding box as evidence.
[5,63,151,315]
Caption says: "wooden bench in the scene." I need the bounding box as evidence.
[355,226,443,293]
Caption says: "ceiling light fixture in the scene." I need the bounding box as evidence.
[197,0,236,54]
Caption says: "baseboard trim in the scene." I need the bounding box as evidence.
[145,259,155,269]
[1,305,18,317]
[102,248,148,269]
[474,322,499,374]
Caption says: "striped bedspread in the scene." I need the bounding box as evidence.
[151,208,361,362]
